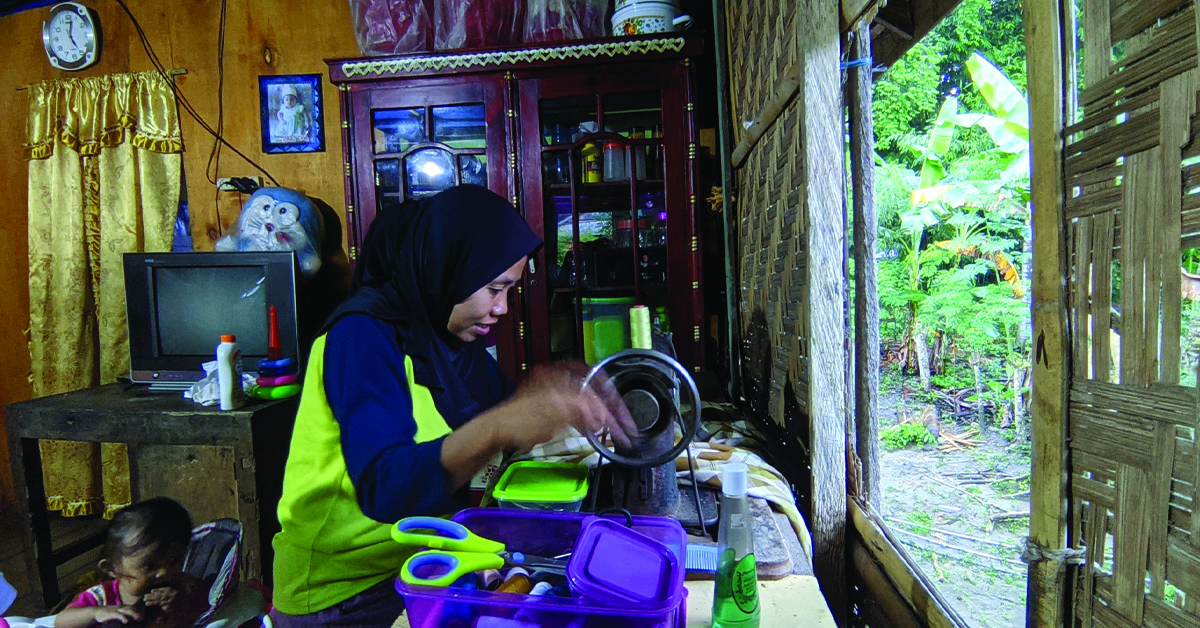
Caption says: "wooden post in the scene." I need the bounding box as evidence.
[1024,0,1071,625]
[800,0,848,619]
[848,23,880,508]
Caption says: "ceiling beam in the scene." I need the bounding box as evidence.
[871,0,964,70]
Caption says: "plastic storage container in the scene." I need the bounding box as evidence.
[493,461,589,511]
[396,508,687,628]
[568,516,680,604]
[581,297,634,364]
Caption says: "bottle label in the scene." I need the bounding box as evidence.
[732,554,759,614]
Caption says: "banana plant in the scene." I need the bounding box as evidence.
[912,52,1030,205]
[953,52,1030,183]
[895,51,1031,394]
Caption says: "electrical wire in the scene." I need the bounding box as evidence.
[206,0,228,230]
[684,439,707,532]
[113,0,279,188]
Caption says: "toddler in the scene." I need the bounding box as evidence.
[54,498,206,628]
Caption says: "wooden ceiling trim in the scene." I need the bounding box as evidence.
[871,0,964,69]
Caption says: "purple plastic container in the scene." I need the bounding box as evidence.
[395,508,687,628]
[567,516,680,605]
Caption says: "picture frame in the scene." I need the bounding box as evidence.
[259,74,325,154]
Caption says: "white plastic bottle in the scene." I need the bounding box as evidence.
[216,334,245,411]
[713,462,760,627]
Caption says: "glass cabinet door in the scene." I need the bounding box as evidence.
[348,76,508,249]
[371,103,488,208]
[532,88,672,364]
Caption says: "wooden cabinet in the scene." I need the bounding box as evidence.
[328,35,705,376]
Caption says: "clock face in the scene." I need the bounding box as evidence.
[43,3,99,71]
[47,11,89,63]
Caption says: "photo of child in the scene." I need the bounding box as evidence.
[260,74,325,153]
[269,83,313,144]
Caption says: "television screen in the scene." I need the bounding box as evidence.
[125,251,301,389]
[155,266,271,357]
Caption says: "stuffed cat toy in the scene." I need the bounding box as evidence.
[215,187,324,278]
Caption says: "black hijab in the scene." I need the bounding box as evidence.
[320,185,542,425]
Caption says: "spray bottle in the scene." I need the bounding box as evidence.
[712,462,759,627]
[216,334,245,411]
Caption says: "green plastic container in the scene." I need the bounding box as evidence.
[581,296,634,364]
[492,461,590,511]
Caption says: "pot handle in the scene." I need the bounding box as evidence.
[672,14,693,29]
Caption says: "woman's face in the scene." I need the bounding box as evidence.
[446,256,526,342]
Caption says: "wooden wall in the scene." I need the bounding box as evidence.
[0,0,360,505]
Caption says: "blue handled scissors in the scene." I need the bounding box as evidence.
[392,517,568,588]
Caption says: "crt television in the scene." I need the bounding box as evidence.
[124,251,301,389]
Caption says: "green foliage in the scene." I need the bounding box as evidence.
[880,362,906,392]
[1183,248,1200,274]
[998,516,1029,535]
[881,422,937,450]
[918,96,960,189]
[930,370,974,389]
[907,510,934,535]
[995,476,1030,495]
[1182,299,1200,387]
[873,0,1027,165]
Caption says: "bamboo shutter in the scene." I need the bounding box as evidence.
[1066,0,1200,624]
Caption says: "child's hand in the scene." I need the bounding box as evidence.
[92,605,142,624]
[142,586,179,611]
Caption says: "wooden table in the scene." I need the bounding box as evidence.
[389,575,837,627]
[683,576,837,626]
[6,383,297,607]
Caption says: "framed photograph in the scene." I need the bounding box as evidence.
[260,74,325,153]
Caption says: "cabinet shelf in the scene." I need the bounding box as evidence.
[545,181,664,192]
[552,284,666,294]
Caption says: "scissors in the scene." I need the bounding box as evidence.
[392,517,568,587]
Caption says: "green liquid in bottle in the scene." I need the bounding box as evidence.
[713,548,760,627]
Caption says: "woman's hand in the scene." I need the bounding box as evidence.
[440,362,638,492]
[494,363,638,451]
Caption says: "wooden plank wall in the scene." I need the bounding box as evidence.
[1057,0,1200,625]
[0,0,359,505]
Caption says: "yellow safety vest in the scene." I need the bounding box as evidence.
[272,334,451,614]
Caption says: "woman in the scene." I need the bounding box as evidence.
[269,185,635,626]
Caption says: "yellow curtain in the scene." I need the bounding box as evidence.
[25,71,183,518]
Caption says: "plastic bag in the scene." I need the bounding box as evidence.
[434,0,521,51]
[523,0,607,43]
[185,361,255,406]
[348,0,432,55]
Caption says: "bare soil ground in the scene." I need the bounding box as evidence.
[878,389,1032,628]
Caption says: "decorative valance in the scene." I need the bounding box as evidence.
[24,70,184,160]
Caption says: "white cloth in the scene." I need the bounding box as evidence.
[184,360,255,406]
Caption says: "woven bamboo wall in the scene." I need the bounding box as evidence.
[1066,0,1200,624]
[724,0,808,428]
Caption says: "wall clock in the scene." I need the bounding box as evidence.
[42,2,101,72]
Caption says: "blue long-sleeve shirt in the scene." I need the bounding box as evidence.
[323,315,511,522]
